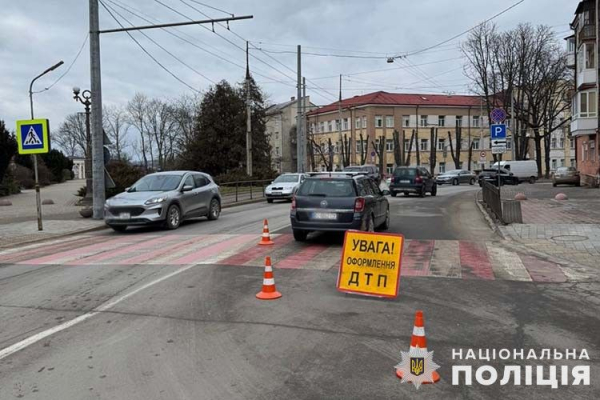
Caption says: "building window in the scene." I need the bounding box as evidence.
[319,122,324,133]
[571,158,576,166]
[386,164,394,174]
[403,115,410,127]
[473,115,480,127]
[404,139,411,152]
[310,123,315,133]
[362,116,367,128]
[437,138,446,151]
[327,121,332,132]
[586,42,596,69]
[551,159,557,170]
[385,116,394,128]
[275,146,280,156]
[343,118,349,131]
[551,137,557,149]
[356,140,366,153]
[506,137,512,149]
[560,159,564,167]
[355,117,360,129]
[579,91,597,118]
[472,139,480,150]
[420,115,427,127]
[570,138,575,149]
[438,115,445,127]
[456,115,463,127]
[386,139,394,152]
[335,119,341,131]
[420,139,429,151]
[375,115,383,128]
[439,162,446,173]
[559,137,564,148]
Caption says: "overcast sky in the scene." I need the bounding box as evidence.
[0,0,573,134]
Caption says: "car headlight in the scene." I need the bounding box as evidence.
[144,196,167,205]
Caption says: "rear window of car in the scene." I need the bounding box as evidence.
[556,167,572,173]
[393,168,417,177]
[297,179,356,197]
[343,166,365,172]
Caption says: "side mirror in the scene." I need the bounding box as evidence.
[182,185,194,192]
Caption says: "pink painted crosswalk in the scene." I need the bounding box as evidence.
[0,233,576,282]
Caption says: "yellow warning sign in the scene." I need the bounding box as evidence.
[337,230,404,298]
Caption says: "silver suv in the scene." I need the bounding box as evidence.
[104,171,221,232]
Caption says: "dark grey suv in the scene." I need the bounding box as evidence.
[389,167,437,197]
[290,173,390,241]
[104,171,221,232]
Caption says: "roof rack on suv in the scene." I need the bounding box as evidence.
[307,172,368,178]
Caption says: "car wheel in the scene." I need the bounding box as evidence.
[109,225,127,232]
[529,176,536,184]
[452,178,459,186]
[431,184,437,196]
[419,187,426,197]
[576,182,580,187]
[390,191,397,197]
[403,192,409,196]
[552,182,557,187]
[380,207,390,230]
[293,229,308,242]
[469,178,475,185]
[267,199,273,203]
[208,198,220,220]
[165,204,181,230]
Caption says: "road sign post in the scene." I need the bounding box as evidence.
[490,124,507,189]
[337,231,404,298]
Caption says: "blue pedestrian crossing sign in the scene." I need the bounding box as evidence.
[16,119,50,154]
[490,124,507,140]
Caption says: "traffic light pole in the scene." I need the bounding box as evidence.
[88,0,253,218]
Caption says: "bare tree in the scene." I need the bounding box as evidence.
[56,113,87,157]
[371,135,385,179]
[429,127,438,173]
[392,129,403,167]
[103,105,129,161]
[144,99,177,170]
[405,129,415,166]
[359,133,368,165]
[170,93,201,152]
[127,93,149,170]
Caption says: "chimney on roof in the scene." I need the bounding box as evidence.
[291,96,296,101]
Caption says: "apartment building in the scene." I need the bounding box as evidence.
[265,96,316,173]
[569,0,600,186]
[305,91,518,174]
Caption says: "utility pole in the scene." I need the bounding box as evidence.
[246,41,252,176]
[302,76,307,172]
[338,74,343,168]
[296,45,303,172]
[89,0,104,220]
[510,91,516,161]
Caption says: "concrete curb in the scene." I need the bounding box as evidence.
[474,189,506,239]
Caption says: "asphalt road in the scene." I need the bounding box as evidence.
[0,184,598,400]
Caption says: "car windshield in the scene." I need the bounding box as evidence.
[129,175,182,192]
[343,166,365,172]
[556,167,570,173]
[273,174,299,183]
[297,179,356,197]
[394,168,416,177]
[443,170,461,175]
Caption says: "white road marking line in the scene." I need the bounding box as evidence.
[0,263,201,361]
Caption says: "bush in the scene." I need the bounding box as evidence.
[13,164,33,189]
[0,170,20,196]
[214,168,277,185]
[76,186,86,197]
[105,160,144,198]
[62,169,73,181]
[37,163,51,186]
[41,149,73,183]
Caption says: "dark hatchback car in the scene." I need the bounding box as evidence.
[478,168,519,186]
[389,167,437,197]
[290,173,390,241]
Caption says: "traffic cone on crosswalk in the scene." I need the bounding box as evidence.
[258,219,274,245]
[396,310,440,383]
[256,256,282,300]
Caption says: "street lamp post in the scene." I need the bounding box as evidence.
[28,60,64,231]
[73,87,93,203]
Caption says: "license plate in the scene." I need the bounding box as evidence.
[400,180,410,183]
[119,212,131,220]
[272,192,281,195]
[312,212,337,220]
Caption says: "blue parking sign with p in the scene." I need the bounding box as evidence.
[490,124,506,140]
[16,119,50,154]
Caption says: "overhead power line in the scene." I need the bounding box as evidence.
[99,0,201,92]
[33,34,89,94]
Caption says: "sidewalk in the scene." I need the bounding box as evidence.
[493,183,600,275]
[0,180,105,249]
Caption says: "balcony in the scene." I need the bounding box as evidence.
[578,24,596,42]
[577,68,597,88]
[571,116,597,136]
[567,53,575,68]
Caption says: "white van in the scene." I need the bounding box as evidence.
[491,160,538,184]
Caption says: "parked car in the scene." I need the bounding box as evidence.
[290,173,390,241]
[343,164,380,182]
[552,167,580,187]
[104,171,221,232]
[478,168,519,186]
[491,160,538,183]
[436,169,476,185]
[389,167,437,197]
[265,173,306,203]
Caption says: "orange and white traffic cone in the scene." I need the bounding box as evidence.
[396,310,440,383]
[258,219,274,245]
[256,256,282,300]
